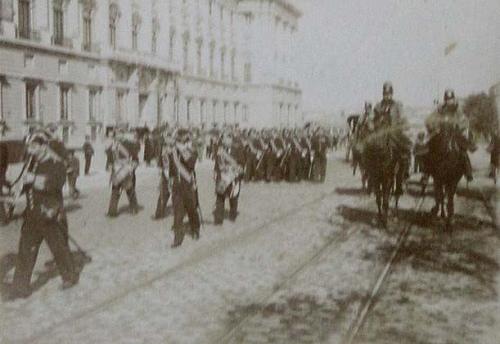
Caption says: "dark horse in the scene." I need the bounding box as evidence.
[423,127,467,229]
[352,142,368,191]
[363,133,403,227]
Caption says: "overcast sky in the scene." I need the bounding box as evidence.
[294,0,500,112]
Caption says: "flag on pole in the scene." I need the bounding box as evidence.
[444,42,458,56]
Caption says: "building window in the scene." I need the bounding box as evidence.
[152,17,159,54]
[220,48,225,80]
[243,105,249,122]
[53,1,64,46]
[131,12,141,51]
[116,91,125,122]
[169,29,175,61]
[209,42,215,77]
[59,86,71,121]
[182,33,189,72]
[186,99,191,123]
[244,63,252,83]
[152,30,157,54]
[89,89,100,121]
[132,26,138,50]
[109,4,119,50]
[196,39,203,75]
[83,11,92,51]
[25,83,37,120]
[18,0,31,39]
[230,49,236,81]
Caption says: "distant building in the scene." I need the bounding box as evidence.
[0,0,302,143]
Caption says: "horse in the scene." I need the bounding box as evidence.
[363,132,400,227]
[352,140,368,191]
[423,127,467,230]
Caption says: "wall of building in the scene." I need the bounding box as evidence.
[0,0,303,145]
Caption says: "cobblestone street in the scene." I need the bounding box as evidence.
[0,149,497,344]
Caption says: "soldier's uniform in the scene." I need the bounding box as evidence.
[153,134,173,220]
[214,134,245,224]
[106,135,140,217]
[425,90,473,181]
[300,132,313,180]
[288,131,305,182]
[372,82,412,195]
[11,133,78,299]
[170,130,200,248]
[266,131,285,181]
[311,129,328,182]
[254,132,269,180]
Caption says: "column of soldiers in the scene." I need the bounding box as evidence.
[4,120,336,300]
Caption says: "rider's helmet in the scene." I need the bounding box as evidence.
[383,81,393,95]
[444,89,455,102]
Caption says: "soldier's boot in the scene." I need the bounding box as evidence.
[106,187,120,217]
[214,194,225,225]
[127,188,140,214]
[171,228,184,248]
[229,197,239,222]
[464,153,473,182]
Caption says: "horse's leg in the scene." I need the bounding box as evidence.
[431,179,442,218]
[445,182,457,230]
[382,179,390,227]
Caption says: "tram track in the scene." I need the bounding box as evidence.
[18,187,344,344]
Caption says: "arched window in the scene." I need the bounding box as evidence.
[132,12,141,51]
[52,0,64,46]
[82,1,94,51]
[152,16,159,54]
[109,3,120,49]
[18,0,31,39]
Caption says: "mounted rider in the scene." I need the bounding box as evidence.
[424,89,474,182]
[371,81,412,195]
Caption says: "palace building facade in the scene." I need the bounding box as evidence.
[0,0,302,143]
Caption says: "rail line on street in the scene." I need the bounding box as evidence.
[344,192,427,344]
[20,186,343,344]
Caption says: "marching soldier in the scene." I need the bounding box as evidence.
[300,127,314,180]
[8,132,79,300]
[170,129,201,248]
[106,131,140,217]
[214,131,245,225]
[82,135,94,175]
[288,129,305,182]
[311,127,329,182]
[425,89,474,181]
[244,129,264,182]
[152,131,174,220]
[266,129,285,182]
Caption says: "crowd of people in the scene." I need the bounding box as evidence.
[3,80,498,301]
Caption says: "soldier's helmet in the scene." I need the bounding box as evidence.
[383,81,393,95]
[444,89,455,101]
[175,128,191,143]
[28,130,50,145]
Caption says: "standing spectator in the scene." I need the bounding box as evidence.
[66,150,80,199]
[82,135,94,175]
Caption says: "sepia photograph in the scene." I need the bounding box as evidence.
[0,0,499,343]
